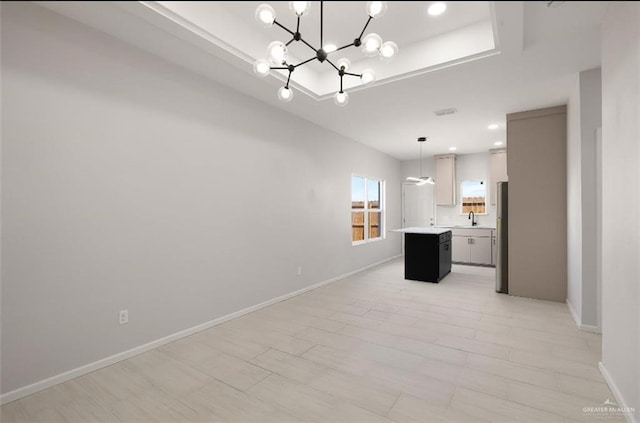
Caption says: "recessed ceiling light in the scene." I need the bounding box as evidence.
[428,2,447,16]
[449,146,457,151]
[494,141,504,146]
[488,124,499,130]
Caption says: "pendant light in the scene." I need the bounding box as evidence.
[406,137,435,185]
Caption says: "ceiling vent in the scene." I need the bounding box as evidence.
[546,1,566,8]
[433,107,457,117]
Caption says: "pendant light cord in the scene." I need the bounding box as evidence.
[420,141,424,178]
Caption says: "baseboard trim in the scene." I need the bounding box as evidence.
[598,362,638,423]
[579,323,602,334]
[566,299,602,334]
[0,254,401,405]
[566,298,582,325]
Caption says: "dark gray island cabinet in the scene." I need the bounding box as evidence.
[393,227,452,283]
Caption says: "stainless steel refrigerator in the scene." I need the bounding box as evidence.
[496,182,508,293]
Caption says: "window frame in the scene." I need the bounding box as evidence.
[351,174,385,245]
[459,179,488,215]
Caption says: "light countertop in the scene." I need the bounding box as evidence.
[436,225,496,230]
[391,227,452,235]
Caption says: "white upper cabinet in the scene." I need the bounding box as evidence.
[435,154,456,206]
[489,148,508,205]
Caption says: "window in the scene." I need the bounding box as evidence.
[351,175,384,244]
[460,180,487,214]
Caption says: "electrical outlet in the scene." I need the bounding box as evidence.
[119,309,129,325]
[297,266,302,276]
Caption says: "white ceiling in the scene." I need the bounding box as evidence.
[36,1,607,160]
[153,1,497,98]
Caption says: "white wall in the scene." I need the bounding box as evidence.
[0,3,402,396]
[567,74,583,322]
[566,68,602,331]
[579,69,602,329]
[601,2,639,419]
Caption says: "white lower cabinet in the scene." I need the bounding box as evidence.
[469,236,492,264]
[451,228,493,266]
[452,236,469,263]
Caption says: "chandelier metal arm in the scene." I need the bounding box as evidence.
[272,19,317,55]
[358,16,373,40]
[328,60,360,79]
[325,58,340,72]
[295,56,318,68]
[270,15,321,71]
[285,70,292,88]
[335,42,355,53]
[420,141,424,177]
[298,37,318,54]
[273,20,295,36]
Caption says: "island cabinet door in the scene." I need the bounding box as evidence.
[452,236,469,262]
[404,233,440,282]
[439,241,452,279]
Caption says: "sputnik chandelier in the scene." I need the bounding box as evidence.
[253,1,397,106]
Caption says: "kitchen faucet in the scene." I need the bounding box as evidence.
[468,211,477,226]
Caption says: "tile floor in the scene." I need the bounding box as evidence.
[1,260,623,422]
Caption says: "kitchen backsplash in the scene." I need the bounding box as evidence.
[436,204,496,228]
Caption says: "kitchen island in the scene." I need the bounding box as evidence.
[393,227,452,283]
